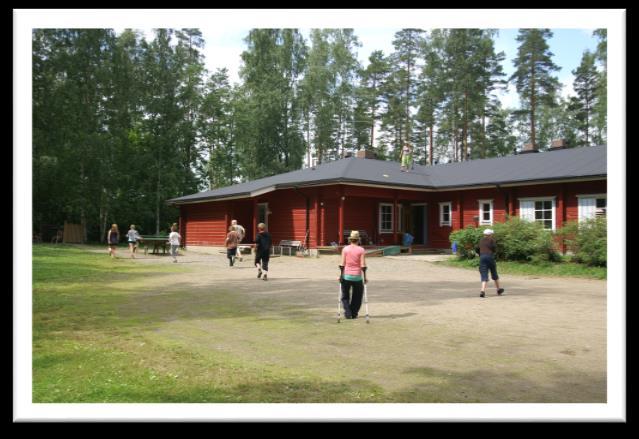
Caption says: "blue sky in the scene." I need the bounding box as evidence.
[196,28,601,109]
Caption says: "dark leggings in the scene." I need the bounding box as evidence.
[341,279,364,318]
[255,252,270,272]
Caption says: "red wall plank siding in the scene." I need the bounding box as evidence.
[177,179,606,249]
[344,197,376,244]
[322,197,339,245]
[256,188,309,246]
[184,201,229,246]
[230,200,254,243]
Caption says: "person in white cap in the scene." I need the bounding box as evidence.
[338,230,368,319]
[476,228,504,298]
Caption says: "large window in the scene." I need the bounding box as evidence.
[379,203,394,233]
[439,202,452,227]
[519,197,555,230]
[478,199,493,225]
[578,194,607,222]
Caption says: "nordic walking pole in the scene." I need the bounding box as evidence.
[337,283,342,323]
[364,283,370,323]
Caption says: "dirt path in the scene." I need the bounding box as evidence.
[98,247,607,402]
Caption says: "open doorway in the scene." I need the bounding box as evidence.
[409,204,427,245]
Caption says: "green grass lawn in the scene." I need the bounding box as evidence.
[32,244,384,403]
[436,256,606,280]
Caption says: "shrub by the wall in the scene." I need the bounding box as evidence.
[557,218,607,266]
[450,217,560,262]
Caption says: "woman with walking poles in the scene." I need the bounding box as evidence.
[476,228,505,298]
[338,230,368,319]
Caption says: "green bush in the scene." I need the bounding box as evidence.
[449,217,560,262]
[557,218,607,266]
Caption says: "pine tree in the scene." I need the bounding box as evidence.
[510,29,561,149]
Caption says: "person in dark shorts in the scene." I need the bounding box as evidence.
[476,228,504,298]
[225,225,239,267]
[126,224,142,259]
[254,223,272,281]
[107,224,119,259]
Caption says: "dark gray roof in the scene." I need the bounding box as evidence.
[168,145,606,204]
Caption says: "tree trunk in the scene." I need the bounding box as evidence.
[429,123,434,165]
[80,162,87,243]
[463,89,468,161]
[530,58,536,148]
[481,105,486,158]
[156,161,161,234]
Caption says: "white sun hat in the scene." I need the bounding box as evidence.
[483,229,494,235]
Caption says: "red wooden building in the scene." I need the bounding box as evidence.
[168,144,607,250]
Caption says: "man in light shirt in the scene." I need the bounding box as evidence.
[231,219,246,262]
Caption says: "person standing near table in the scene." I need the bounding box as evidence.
[168,224,181,263]
[126,224,142,259]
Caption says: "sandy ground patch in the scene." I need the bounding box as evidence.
[91,245,607,402]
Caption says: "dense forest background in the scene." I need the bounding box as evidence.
[32,28,607,242]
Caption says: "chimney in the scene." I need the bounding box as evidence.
[355,149,377,159]
[519,142,539,154]
[550,139,568,150]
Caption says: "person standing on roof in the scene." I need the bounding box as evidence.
[400,142,413,172]
[338,230,368,319]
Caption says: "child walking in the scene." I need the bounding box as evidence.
[254,223,272,281]
[169,224,181,263]
[107,224,119,259]
[225,225,239,267]
[127,224,142,259]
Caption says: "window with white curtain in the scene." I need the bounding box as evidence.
[578,195,607,222]
[519,197,556,230]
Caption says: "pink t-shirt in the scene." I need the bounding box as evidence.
[342,244,365,276]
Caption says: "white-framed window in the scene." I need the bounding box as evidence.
[439,202,452,227]
[379,203,394,234]
[478,199,494,225]
[577,194,607,222]
[519,197,556,230]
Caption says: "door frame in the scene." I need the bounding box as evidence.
[410,203,428,246]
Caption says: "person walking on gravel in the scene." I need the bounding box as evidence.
[339,230,368,319]
[476,228,504,298]
[254,222,272,281]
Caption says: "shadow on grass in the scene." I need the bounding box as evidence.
[394,366,607,403]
